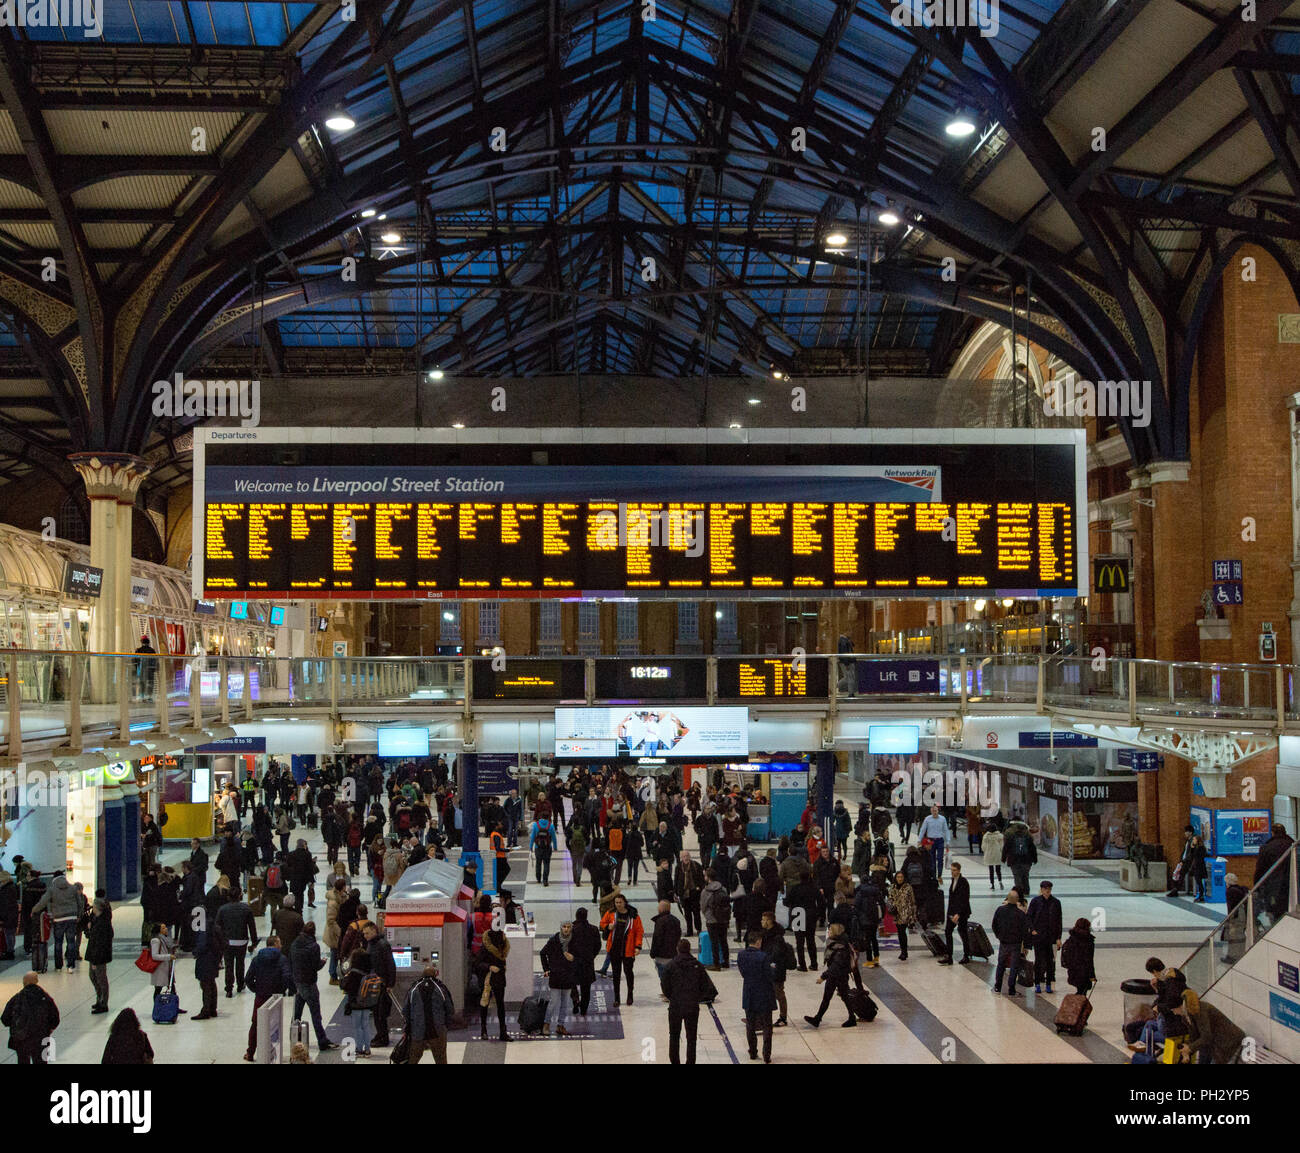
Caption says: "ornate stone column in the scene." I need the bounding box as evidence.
[67,453,151,657]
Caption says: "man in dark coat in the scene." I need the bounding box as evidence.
[404,964,455,1063]
[648,899,683,984]
[1,972,59,1064]
[568,907,602,1015]
[283,839,318,913]
[84,898,114,1013]
[991,891,1029,996]
[938,861,972,966]
[289,922,335,1051]
[659,938,718,1065]
[1253,824,1295,921]
[364,922,397,1046]
[1026,879,1063,991]
[737,931,777,1063]
[243,936,295,1060]
[539,922,578,1037]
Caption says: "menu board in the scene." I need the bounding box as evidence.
[197,432,1084,600]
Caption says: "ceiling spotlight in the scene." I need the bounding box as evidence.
[729,422,742,429]
[878,209,900,226]
[442,611,454,621]
[945,109,978,138]
[1001,598,1015,608]
[747,397,761,406]
[360,208,376,218]
[380,231,401,245]
[824,231,849,248]
[973,599,986,612]
[772,369,784,380]
[452,422,465,429]
[427,369,445,381]
[324,109,355,132]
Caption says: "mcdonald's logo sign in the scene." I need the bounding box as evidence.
[1094,556,1130,594]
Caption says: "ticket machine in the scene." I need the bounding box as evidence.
[383,858,474,1017]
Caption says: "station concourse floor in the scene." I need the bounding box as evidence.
[0,781,1222,1065]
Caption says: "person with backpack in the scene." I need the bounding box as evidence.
[701,868,732,971]
[404,964,455,1062]
[31,871,81,973]
[783,870,820,971]
[264,854,288,920]
[339,948,377,1057]
[2,971,59,1063]
[659,938,718,1065]
[530,813,558,886]
[569,907,601,1016]
[991,890,1030,996]
[284,838,318,913]
[539,921,577,1037]
[193,911,225,1020]
[1002,825,1038,898]
[853,873,886,968]
[624,824,645,886]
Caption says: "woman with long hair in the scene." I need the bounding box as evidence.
[100,1009,153,1064]
[475,928,511,1041]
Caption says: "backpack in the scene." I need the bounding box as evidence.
[534,821,552,856]
[266,864,282,889]
[353,973,383,1010]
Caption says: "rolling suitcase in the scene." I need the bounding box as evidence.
[152,975,180,1025]
[920,928,947,957]
[699,929,715,966]
[1054,990,1093,1035]
[289,1019,311,1050]
[846,987,878,1022]
[966,921,994,959]
[518,994,548,1034]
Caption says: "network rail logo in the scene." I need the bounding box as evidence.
[0,0,102,37]
[890,0,1000,38]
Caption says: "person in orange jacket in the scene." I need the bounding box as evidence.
[599,893,644,1007]
[489,824,510,892]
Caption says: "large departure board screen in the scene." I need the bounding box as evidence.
[195,429,1085,600]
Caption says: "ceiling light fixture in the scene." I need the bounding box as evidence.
[945,109,977,138]
[729,422,742,429]
[452,422,465,429]
[427,369,445,381]
[380,231,401,245]
[824,231,849,248]
[747,397,761,406]
[772,369,784,380]
[361,208,376,218]
[324,109,355,132]
[878,208,900,226]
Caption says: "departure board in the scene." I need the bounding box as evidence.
[717,657,830,699]
[197,430,1085,600]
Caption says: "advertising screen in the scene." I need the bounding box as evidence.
[868,724,921,754]
[377,726,430,757]
[229,601,249,620]
[555,706,748,759]
[269,606,286,625]
[196,428,1085,600]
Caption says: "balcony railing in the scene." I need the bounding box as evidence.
[1,649,1297,759]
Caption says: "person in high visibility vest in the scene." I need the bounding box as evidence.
[489,824,510,892]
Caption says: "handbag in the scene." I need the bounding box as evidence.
[135,946,161,974]
[1171,862,1184,882]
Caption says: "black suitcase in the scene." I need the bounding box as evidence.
[846,987,878,1022]
[919,883,944,926]
[518,994,548,1034]
[921,928,947,957]
[966,921,993,959]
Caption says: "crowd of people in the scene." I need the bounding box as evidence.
[0,755,1271,1066]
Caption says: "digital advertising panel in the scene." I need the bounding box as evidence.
[555,705,748,759]
[194,428,1086,601]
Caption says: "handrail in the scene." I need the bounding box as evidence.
[1180,838,1298,997]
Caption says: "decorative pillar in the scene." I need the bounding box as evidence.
[68,453,150,657]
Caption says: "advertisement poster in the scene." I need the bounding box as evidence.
[555,706,748,759]
[1189,805,1214,852]
[1214,809,1271,856]
[1037,796,1060,854]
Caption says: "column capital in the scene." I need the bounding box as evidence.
[67,452,151,502]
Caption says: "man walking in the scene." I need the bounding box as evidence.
[290,922,337,1052]
[659,939,717,1065]
[938,862,972,966]
[404,964,455,1063]
[737,930,778,1063]
[2,972,59,1064]
[992,890,1029,996]
[917,804,952,879]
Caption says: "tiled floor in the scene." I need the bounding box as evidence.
[0,781,1222,1065]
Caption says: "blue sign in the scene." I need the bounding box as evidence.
[1189,806,1213,852]
[1213,580,1244,606]
[1279,961,1299,993]
[476,754,522,796]
[190,736,267,753]
[1117,748,1160,772]
[1270,991,1300,1034]
[1193,776,1205,797]
[1018,731,1097,749]
[1213,809,1271,856]
[1212,559,1244,582]
[857,660,940,695]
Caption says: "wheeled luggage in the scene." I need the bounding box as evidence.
[846,987,878,1022]
[152,976,180,1025]
[965,921,994,959]
[518,994,548,1034]
[1054,992,1093,1035]
[920,928,946,957]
